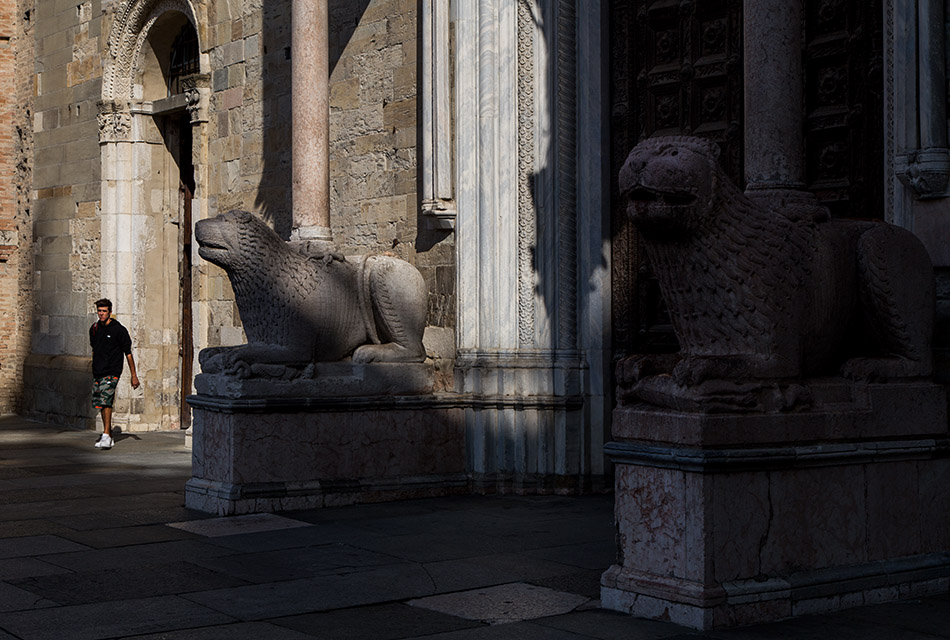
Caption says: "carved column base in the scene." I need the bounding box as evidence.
[896,148,950,199]
[601,380,950,630]
[455,351,603,494]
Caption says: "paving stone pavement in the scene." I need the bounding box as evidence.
[0,415,947,640]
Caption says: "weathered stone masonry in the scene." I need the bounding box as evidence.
[11,0,454,428]
[0,0,34,415]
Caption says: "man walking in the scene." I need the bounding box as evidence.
[89,298,139,449]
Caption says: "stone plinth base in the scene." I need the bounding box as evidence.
[185,365,466,515]
[601,380,950,629]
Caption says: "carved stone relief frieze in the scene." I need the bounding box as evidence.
[97,100,134,143]
[180,72,210,123]
[517,0,537,347]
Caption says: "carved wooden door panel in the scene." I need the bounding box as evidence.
[609,0,744,358]
[803,0,884,219]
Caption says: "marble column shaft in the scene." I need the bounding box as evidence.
[291,0,332,241]
[743,0,804,189]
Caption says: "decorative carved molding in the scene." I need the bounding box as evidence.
[896,149,950,199]
[517,0,537,347]
[890,0,949,201]
[420,0,456,228]
[103,0,203,102]
[97,100,134,143]
[180,72,210,123]
[882,0,897,221]
[557,0,577,350]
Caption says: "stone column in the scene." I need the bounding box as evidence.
[743,0,804,190]
[291,0,332,243]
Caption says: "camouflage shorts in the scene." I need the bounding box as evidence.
[92,376,119,409]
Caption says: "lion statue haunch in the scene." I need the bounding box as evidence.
[194,210,426,377]
[618,135,935,410]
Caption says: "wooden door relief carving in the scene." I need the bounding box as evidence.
[609,0,744,359]
[803,0,884,219]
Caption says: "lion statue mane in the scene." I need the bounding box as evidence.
[195,210,426,378]
[618,136,935,411]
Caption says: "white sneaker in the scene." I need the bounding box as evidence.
[98,434,113,450]
[94,433,106,448]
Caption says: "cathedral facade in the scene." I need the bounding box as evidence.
[0,0,947,498]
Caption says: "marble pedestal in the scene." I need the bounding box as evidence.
[185,363,466,515]
[601,379,950,629]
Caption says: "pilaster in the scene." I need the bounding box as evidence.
[454,0,609,491]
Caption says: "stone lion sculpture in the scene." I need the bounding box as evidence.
[617,135,934,410]
[195,210,426,378]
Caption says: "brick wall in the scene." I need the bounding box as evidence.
[0,0,35,414]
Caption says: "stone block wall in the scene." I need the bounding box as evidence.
[201,0,454,351]
[0,0,35,414]
[22,0,102,425]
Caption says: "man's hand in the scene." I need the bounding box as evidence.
[130,374,140,389]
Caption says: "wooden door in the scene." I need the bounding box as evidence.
[178,113,195,429]
[803,0,884,219]
[609,0,744,358]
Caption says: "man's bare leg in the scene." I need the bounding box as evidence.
[101,406,112,437]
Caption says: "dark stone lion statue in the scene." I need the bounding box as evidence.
[617,136,935,411]
[195,210,426,378]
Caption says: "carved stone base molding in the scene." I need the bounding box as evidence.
[455,351,596,494]
[601,380,950,630]
[185,364,465,515]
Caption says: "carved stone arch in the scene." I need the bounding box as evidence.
[102,0,207,103]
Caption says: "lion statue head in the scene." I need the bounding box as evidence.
[618,135,723,238]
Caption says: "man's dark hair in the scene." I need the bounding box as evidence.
[94,298,113,311]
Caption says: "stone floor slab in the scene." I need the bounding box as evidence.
[527,570,605,600]
[200,521,381,553]
[193,542,404,584]
[355,530,526,563]
[167,513,312,537]
[421,552,583,593]
[526,540,619,571]
[533,609,689,640]
[0,417,946,639]
[0,595,235,640]
[36,539,235,572]
[57,523,198,548]
[273,602,483,639]
[0,535,90,559]
[129,621,319,639]
[9,561,249,605]
[0,558,70,581]
[0,582,58,613]
[834,597,950,638]
[183,563,437,620]
[409,582,590,625]
[0,520,73,539]
[399,620,595,640]
[0,491,187,522]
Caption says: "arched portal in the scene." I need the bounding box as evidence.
[99,0,209,431]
